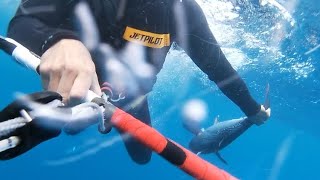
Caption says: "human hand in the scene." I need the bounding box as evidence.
[40,39,101,105]
[249,105,271,126]
[0,91,104,159]
[0,91,63,160]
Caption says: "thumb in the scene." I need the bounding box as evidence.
[90,73,102,96]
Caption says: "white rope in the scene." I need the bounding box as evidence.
[0,117,28,138]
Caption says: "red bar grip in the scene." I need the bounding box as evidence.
[111,108,167,153]
[111,108,237,180]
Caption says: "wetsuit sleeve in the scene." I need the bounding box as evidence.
[175,0,260,117]
[7,0,79,56]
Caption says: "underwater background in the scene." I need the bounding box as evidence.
[0,0,319,179]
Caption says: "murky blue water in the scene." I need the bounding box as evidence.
[0,0,319,179]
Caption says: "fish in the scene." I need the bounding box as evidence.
[186,84,270,164]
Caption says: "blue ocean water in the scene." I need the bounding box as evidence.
[0,1,319,179]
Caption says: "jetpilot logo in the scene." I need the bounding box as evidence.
[129,33,164,45]
[123,26,170,48]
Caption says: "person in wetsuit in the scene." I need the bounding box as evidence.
[2,0,270,164]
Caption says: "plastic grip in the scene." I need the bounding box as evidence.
[12,46,41,73]
[0,136,20,153]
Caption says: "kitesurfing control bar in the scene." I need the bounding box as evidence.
[0,36,237,180]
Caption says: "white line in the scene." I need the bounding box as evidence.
[305,44,320,55]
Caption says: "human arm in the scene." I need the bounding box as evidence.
[175,0,270,123]
[7,0,101,104]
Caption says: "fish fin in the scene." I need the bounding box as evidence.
[197,128,205,135]
[214,115,220,125]
[196,152,202,156]
[218,137,225,148]
[264,83,270,109]
[216,152,228,165]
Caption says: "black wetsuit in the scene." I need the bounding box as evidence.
[7,0,261,164]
